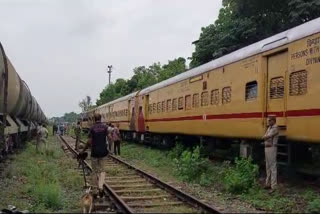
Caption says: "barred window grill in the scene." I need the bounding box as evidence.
[270,77,284,99]
[211,89,219,105]
[172,98,177,111]
[289,71,307,96]
[157,102,161,113]
[201,91,209,106]
[185,95,191,110]
[222,87,232,104]
[245,81,258,101]
[178,97,184,110]
[149,104,152,114]
[192,93,199,108]
[153,103,156,113]
[162,101,165,112]
[167,99,172,112]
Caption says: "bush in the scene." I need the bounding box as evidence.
[223,157,259,194]
[174,146,211,183]
[307,198,320,213]
[168,142,186,160]
[33,182,63,210]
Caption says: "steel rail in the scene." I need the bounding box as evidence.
[73,137,221,214]
[110,154,221,214]
[59,135,134,214]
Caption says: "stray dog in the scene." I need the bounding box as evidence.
[80,186,93,214]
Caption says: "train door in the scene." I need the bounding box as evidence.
[266,51,288,128]
[137,94,148,132]
[129,98,135,131]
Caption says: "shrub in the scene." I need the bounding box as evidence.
[33,182,63,210]
[174,146,210,183]
[307,198,320,213]
[223,157,259,194]
[168,142,186,160]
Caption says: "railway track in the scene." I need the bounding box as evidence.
[59,135,221,214]
[59,135,117,213]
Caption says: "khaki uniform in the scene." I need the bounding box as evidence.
[74,125,81,151]
[263,124,279,189]
[36,126,48,152]
[91,156,107,190]
[107,127,114,154]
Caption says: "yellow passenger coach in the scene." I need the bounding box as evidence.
[86,18,320,168]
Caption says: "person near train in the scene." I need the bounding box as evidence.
[80,113,109,198]
[36,124,49,153]
[107,123,114,154]
[262,115,279,192]
[53,124,58,135]
[113,124,121,155]
[74,121,81,151]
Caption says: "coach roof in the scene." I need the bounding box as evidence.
[139,17,320,95]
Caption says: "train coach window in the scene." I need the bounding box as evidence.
[245,81,258,101]
[167,99,172,112]
[178,97,184,110]
[270,77,284,99]
[172,98,177,111]
[192,93,199,108]
[185,95,191,110]
[211,89,219,105]
[222,87,232,104]
[290,70,308,96]
[153,103,156,113]
[149,104,152,114]
[157,102,161,113]
[162,101,166,112]
[201,92,209,106]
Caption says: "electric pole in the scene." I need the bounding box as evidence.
[107,65,112,85]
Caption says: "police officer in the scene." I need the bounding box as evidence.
[81,113,108,197]
[262,115,279,192]
[74,121,81,151]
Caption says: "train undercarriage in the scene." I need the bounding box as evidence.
[120,130,320,177]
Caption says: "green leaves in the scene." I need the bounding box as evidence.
[191,0,320,67]
[223,157,259,194]
[96,58,186,106]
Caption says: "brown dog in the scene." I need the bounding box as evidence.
[80,187,93,214]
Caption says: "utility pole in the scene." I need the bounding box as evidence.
[107,65,112,85]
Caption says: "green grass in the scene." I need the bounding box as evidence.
[120,142,320,213]
[0,136,83,212]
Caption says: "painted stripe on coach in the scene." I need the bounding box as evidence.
[145,109,320,122]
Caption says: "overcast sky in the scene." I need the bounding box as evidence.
[0,0,222,118]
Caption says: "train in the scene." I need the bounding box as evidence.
[0,42,47,157]
[81,18,320,170]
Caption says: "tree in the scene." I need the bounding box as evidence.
[190,0,320,67]
[95,58,187,106]
[79,96,92,113]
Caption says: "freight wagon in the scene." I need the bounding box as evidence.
[0,42,47,157]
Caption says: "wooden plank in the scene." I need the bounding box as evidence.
[105,175,141,180]
[105,179,146,184]
[121,195,170,201]
[128,201,183,208]
[115,189,162,194]
[109,184,153,188]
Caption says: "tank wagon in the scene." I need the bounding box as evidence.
[85,18,320,169]
[0,42,47,156]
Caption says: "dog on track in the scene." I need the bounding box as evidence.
[80,186,93,214]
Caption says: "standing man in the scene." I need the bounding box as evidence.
[113,124,121,155]
[107,123,114,154]
[53,124,58,135]
[74,121,81,151]
[262,115,279,192]
[36,124,49,153]
[81,113,109,197]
